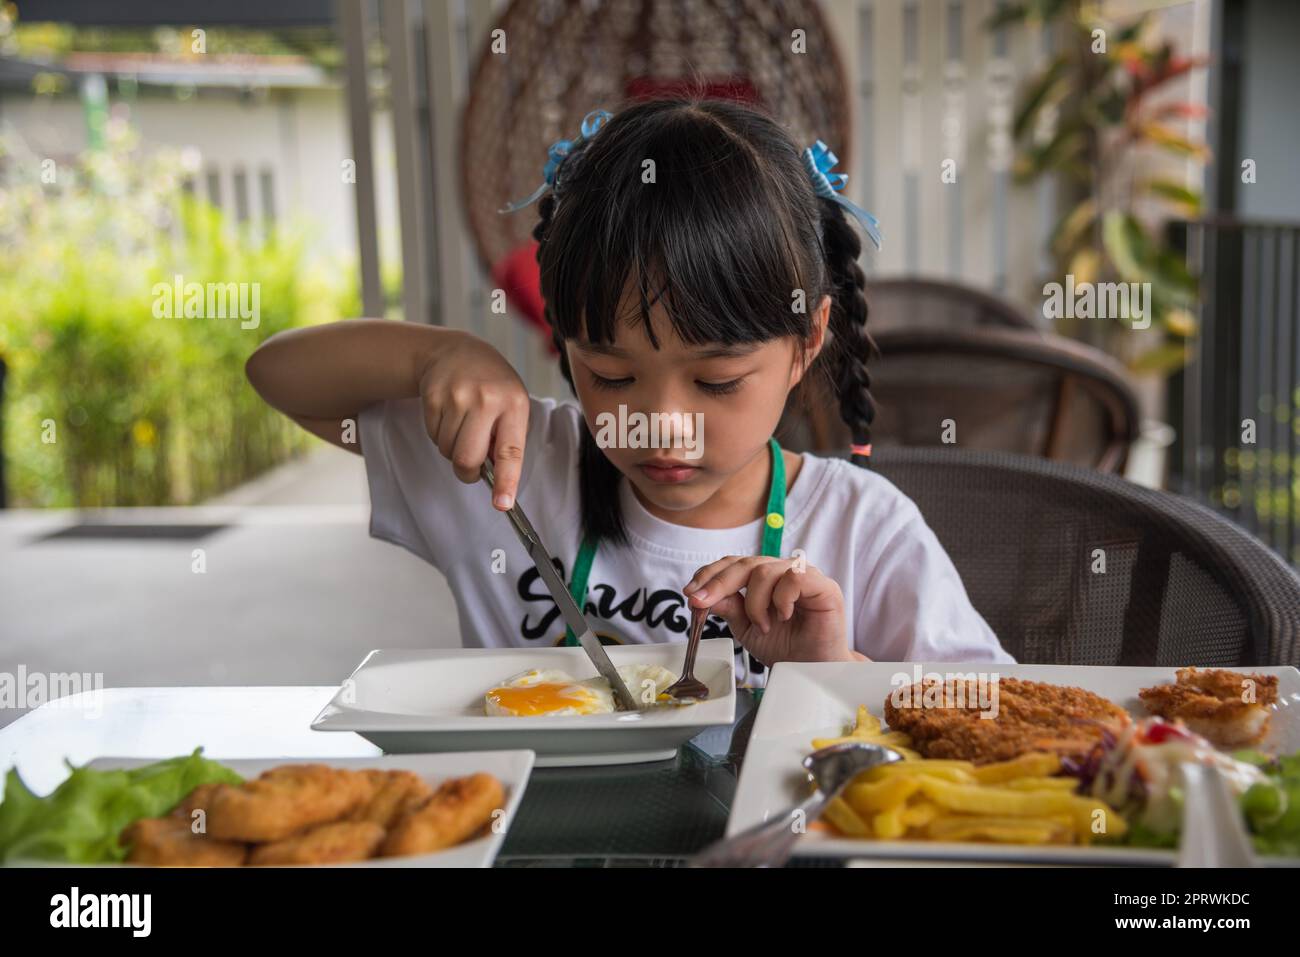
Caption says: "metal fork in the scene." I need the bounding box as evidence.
[665,605,710,701]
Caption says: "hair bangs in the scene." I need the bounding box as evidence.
[541,102,813,353]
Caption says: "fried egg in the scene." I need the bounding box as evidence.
[484,669,614,717]
[484,663,683,717]
[617,663,678,705]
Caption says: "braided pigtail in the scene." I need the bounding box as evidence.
[817,198,878,468]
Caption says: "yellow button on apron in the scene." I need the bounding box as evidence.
[766,512,784,529]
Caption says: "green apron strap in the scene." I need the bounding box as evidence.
[563,533,599,647]
[564,437,785,646]
[760,436,786,558]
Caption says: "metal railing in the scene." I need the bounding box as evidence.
[1168,217,1300,566]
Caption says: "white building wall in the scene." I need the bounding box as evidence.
[1,86,402,276]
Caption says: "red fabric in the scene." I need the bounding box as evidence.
[624,75,763,107]
[491,240,558,354]
[495,76,762,351]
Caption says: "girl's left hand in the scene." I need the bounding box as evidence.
[683,556,866,665]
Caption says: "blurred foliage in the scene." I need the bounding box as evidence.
[992,0,1207,373]
[0,118,360,507]
[0,6,344,71]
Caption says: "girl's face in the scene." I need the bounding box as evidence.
[566,289,829,523]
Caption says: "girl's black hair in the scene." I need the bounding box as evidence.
[532,96,877,547]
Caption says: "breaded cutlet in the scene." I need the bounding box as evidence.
[1139,666,1279,748]
[883,677,1129,764]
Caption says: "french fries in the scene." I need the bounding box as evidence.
[812,708,1127,846]
[811,706,923,760]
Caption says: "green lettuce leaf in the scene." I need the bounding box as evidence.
[1238,750,1300,857]
[1117,750,1300,857]
[1124,820,1180,850]
[0,749,242,864]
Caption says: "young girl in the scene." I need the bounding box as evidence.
[247,97,1013,679]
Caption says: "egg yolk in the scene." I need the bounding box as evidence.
[486,682,600,716]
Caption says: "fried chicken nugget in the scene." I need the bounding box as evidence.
[205,764,375,842]
[175,782,222,820]
[122,815,248,867]
[380,772,504,858]
[348,769,434,828]
[248,821,385,866]
[1139,667,1279,747]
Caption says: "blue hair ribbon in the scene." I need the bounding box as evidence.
[500,114,882,254]
[498,109,613,214]
[802,139,883,251]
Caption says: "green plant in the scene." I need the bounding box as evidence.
[992,0,1206,371]
[0,119,357,507]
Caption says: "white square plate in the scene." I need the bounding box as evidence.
[311,639,737,766]
[58,751,536,868]
[728,661,1300,866]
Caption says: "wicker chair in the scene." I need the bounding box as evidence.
[866,278,1038,333]
[868,447,1300,667]
[460,0,851,339]
[781,325,1141,473]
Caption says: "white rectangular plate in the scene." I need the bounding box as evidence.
[311,639,737,766]
[728,661,1300,866]
[48,751,536,868]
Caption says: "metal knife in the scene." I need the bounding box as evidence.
[480,460,643,711]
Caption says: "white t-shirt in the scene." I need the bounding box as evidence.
[358,394,1015,679]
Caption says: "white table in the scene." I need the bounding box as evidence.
[0,687,379,794]
[0,685,748,864]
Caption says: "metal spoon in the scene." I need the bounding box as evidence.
[665,605,710,701]
[691,741,902,867]
[1176,762,1257,867]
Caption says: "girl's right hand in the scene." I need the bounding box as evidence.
[416,330,531,511]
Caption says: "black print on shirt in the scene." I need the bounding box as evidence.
[515,559,734,646]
